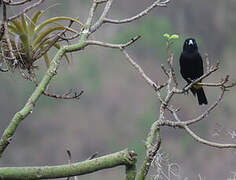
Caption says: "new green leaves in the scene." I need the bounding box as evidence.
[163,33,179,49]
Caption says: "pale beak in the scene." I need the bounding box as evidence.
[188,40,194,45]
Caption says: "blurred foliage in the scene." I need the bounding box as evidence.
[76,53,102,93]
[113,17,181,59]
[227,33,236,51]
[112,17,206,64]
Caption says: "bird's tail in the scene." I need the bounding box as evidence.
[196,87,208,105]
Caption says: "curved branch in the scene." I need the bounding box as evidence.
[3,0,32,6]
[173,64,219,94]
[183,125,236,148]
[85,35,141,49]
[90,0,113,34]
[43,89,84,100]
[137,121,161,180]
[157,118,236,149]
[183,87,225,126]
[0,25,89,159]
[161,109,236,149]
[8,0,45,20]
[0,149,137,180]
[103,0,170,24]
[90,0,169,34]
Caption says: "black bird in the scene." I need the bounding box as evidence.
[179,38,208,105]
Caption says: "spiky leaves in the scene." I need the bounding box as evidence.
[1,10,82,70]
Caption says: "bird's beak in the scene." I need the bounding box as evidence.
[188,40,194,45]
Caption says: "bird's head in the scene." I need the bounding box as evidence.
[183,38,198,52]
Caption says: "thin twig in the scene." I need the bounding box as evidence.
[103,0,170,24]
[85,35,141,49]
[160,64,169,78]
[95,0,108,4]
[3,0,32,6]
[173,64,219,94]
[58,32,81,41]
[155,111,236,149]
[43,89,84,100]
[204,53,210,73]
[3,6,18,66]
[86,34,163,95]
[120,48,160,91]
[167,53,178,87]
[8,0,45,20]
[90,0,113,34]
[183,125,236,148]
[0,23,4,41]
[182,79,228,126]
[33,20,75,60]
[86,0,99,30]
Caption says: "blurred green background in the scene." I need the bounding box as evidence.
[0,0,236,179]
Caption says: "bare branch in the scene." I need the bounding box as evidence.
[8,0,45,20]
[181,76,232,126]
[33,19,77,60]
[119,47,170,113]
[204,53,210,72]
[57,32,81,41]
[3,0,32,6]
[86,0,101,31]
[160,64,169,78]
[85,35,141,49]
[90,0,113,34]
[103,0,170,24]
[0,1,9,72]
[156,115,236,149]
[173,64,219,94]
[183,125,236,149]
[43,89,84,100]
[160,87,236,149]
[4,20,18,65]
[183,88,225,126]
[167,53,178,87]
[0,23,4,41]
[120,48,160,91]
[95,0,108,4]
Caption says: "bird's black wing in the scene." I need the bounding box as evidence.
[194,52,204,78]
[179,52,191,83]
[179,51,204,82]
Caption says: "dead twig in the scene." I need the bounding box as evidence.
[8,0,45,20]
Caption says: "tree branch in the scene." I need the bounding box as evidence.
[0,149,137,180]
[3,3,18,66]
[173,63,220,94]
[183,125,236,148]
[103,0,170,24]
[90,0,113,34]
[85,35,141,49]
[3,0,32,6]
[116,36,236,179]
[137,121,161,180]
[42,89,84,100]
[0,31,88,158]
[8,0,45,20]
